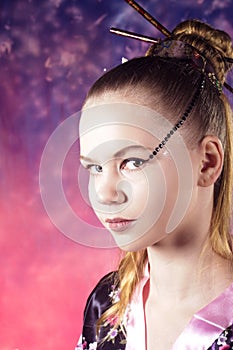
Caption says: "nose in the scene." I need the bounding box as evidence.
[94,170,127,205]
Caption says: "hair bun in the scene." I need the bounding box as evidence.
[172,19,233,83]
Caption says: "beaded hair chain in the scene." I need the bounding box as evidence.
[110,0,233,159]
[148,76,205,159]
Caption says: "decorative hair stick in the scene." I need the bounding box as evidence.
[119,0,233,94]
[110,27,159,44]
[124,0,171,37]
[224,82,233,93]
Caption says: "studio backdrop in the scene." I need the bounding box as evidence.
[1,1,233,349]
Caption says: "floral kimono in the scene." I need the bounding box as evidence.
[75,268,233,350]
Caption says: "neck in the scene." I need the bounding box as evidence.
[146,233,232,307]
[145,187,233,307]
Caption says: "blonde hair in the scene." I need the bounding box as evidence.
[87,19,233,338]
[172,20,233,260]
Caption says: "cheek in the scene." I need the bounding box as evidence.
[122,172,150,218]
[111,165,169,249]
[138,165,167,223]
[117,161,182,250]
[136,160,178,236]
[158,160,180,228]
[119,165,180,251]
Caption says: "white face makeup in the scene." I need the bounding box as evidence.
[79,100,196,251]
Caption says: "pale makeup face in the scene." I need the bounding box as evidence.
[79,97,198,251]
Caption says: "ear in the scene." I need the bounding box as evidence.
[197,135,224,187]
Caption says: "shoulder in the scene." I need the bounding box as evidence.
[83,271,119,321]
[81,271,119,347]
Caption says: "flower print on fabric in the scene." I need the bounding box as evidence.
[103,284,129,345]
[207,325,233,350]
[109,285,121,303]
[76,272,127,350]
[75,338,97,350]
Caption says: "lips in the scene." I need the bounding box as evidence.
[105,218,136,232]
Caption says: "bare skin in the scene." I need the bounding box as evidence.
[145,244,232,350]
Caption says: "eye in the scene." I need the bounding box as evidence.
[121,158,148,171]
[86,164,103,175]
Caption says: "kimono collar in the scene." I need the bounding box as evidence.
[126,263,233,350]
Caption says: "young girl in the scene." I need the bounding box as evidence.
[76,17,233,350]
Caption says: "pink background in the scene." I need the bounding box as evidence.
[1,1,233,349]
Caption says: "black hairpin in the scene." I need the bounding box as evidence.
[123,0,171,37]
[110,28,159,44]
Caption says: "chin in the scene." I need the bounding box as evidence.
[114,230,170,251]
[114,235,154,252]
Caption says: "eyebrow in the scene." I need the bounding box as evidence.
[80,145,150,163]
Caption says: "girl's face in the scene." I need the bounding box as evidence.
[79,95,199,251]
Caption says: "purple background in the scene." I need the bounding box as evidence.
[1,0,233,349]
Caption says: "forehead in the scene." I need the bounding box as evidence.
[80,102,172,143]
[79,100,191,165]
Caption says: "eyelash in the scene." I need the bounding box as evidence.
[121,158,147,171]
[85,158,148,175]
[86,164,103,175]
